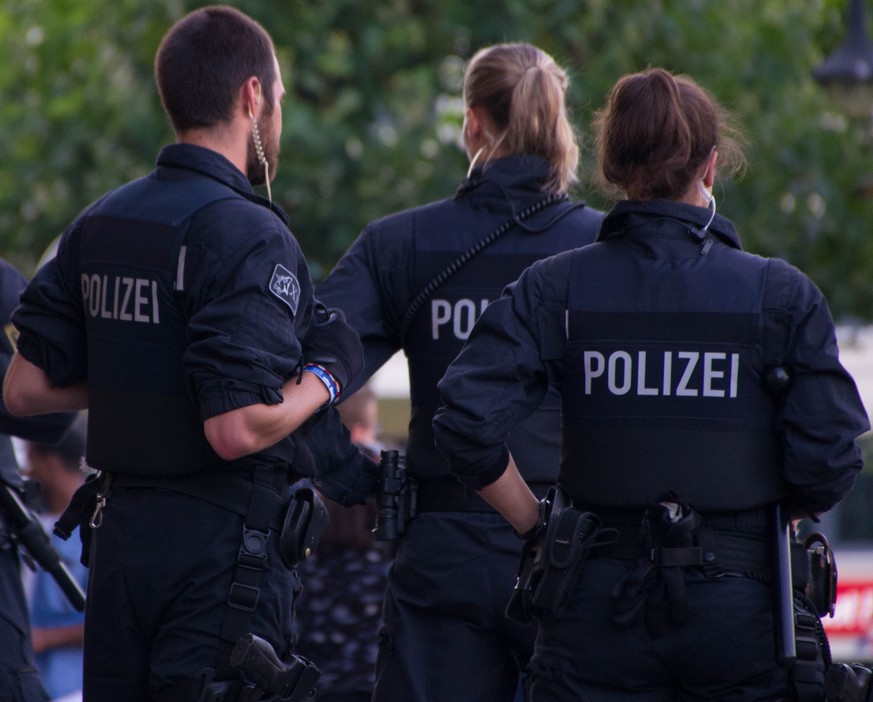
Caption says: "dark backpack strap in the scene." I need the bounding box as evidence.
[398,193,574,343]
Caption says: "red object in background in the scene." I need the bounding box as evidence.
[825,580,873,635]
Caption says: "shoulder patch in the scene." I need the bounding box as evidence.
[268,264,300,315]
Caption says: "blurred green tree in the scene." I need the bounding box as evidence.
[1,0,870,319]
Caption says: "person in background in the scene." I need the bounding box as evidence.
[24,413,89,702]
[0,256,76,702]
[295,384,390,702]
[433,67,869,701]
[316,42,604,701]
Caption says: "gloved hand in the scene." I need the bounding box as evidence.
[301,302,364,398]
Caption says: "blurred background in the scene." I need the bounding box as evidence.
[2,0,873,316]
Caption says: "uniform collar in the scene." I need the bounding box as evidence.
[597,199,742,250]
[454,155,554,207]
[154,143,289,224]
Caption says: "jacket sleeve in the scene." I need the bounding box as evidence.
[184,209,314,420]
[433,255,570,490]
[13,226,89,388]
[302,406,381,506]
[0,258,77,445]
[317,221,412,396]
[768,260,869,514]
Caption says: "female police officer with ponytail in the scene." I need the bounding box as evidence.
[315,43,603,702]
[434,67,869,700]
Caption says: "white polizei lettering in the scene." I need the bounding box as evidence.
[134,278,150,323]
[119,278,134,321]
[581,347,740,398]
[583,351,604,394]
[431,298,490,340]
[100,275,112,319]
[663,351,672,396]
[608,351,632,395]
[453,299,477,340]
[703,352,726,397]
[676,351,699,396]
[152,281,160,324]
[637,351,658,396]
[88,275,100,317]
[80,273,161,324]
[431,300,452,340]
[730,353,739,398]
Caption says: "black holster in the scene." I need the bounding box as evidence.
[190,637,321,702]
[54,472,102,567]
[278,485,328,568]
[610,494,710,637]
[785,528,838,702]
[506,486,607,623]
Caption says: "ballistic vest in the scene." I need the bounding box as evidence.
[77,176,241,476]
[559,224,789,510]
[403,196,597,482]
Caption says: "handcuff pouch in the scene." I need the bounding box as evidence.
[279,485,328,568]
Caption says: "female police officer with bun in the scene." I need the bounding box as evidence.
[433,67,869,700]
[316,43,603,701]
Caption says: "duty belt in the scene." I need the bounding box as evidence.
[581,505,772,578]
[112,470,291,530]
[415,479,553,513]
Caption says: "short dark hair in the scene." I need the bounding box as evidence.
[155,5,276,133]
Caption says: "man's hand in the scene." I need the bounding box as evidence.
[302,302,364,396]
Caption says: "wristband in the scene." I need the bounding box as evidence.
[303,363,341,409]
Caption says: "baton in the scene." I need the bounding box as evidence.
[773,502,796,665]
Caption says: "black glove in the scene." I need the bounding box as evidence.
[301,302,364,397]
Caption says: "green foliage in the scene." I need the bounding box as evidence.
[1,0,872,319]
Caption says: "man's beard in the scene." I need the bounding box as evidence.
[246,111,279,186]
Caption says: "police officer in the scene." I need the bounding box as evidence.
[3,7,362,701]
[0,258,75,702]
[433,67,869,700]
[316,43,604,702]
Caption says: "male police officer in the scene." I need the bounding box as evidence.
[3,7,362,701]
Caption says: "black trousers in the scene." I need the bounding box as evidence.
[82,488,297,701]
[529,558,791,701]
[372,511,534,702]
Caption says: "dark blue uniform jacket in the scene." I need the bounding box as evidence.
[12,144,315,476]
[434,199,869,516]
[317,155,604,485]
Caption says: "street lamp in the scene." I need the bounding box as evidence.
[813,0,873,121]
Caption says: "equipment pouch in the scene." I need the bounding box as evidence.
[530,504,602,616]
[804,532,837,619]
[279,485,329,568]
[53,473,101,568]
